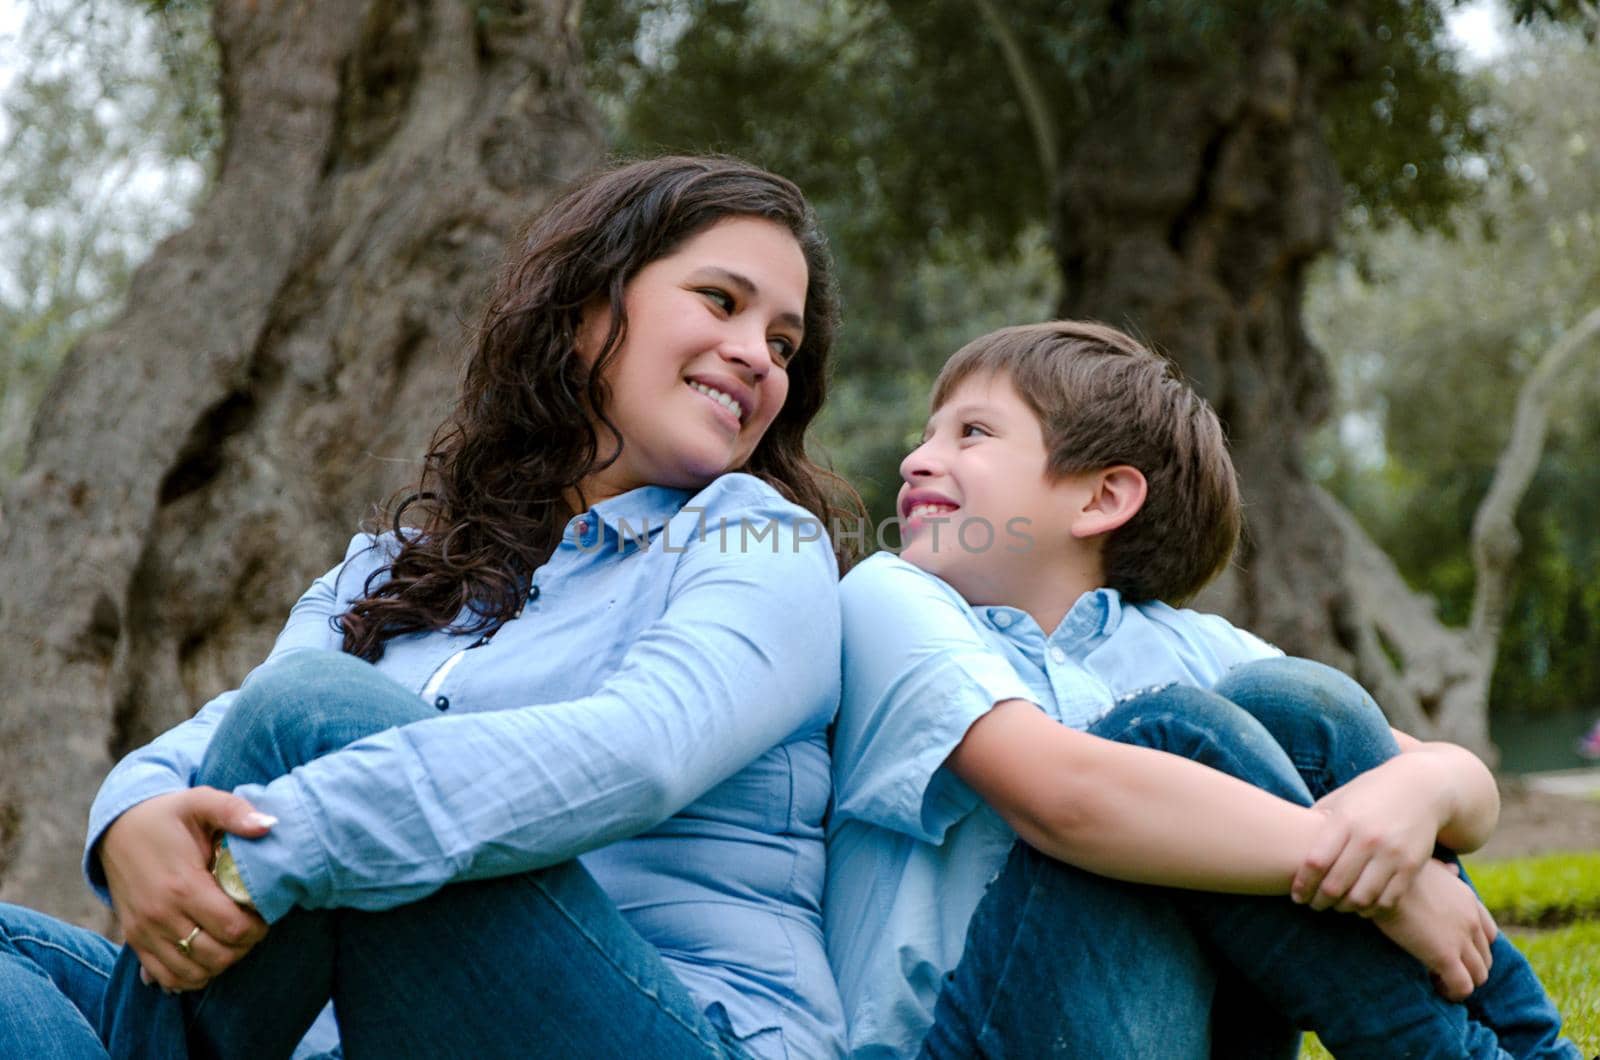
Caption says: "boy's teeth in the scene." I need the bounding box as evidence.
[689,381,743,421]
[910,503,956,518]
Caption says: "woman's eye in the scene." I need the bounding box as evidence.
[699,288,735,313]
[768,336,797,364]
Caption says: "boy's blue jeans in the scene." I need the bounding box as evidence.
[0,650,753,1059]
[919,657,1579,1060]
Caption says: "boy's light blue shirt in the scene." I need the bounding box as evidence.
[826,552,1280,1058]
[85,473,846,1060]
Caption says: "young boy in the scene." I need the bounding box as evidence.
[826,321,1578,1058]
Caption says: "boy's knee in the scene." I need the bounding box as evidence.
[1095,684,1270,750]
[1093,684,1312,802]
[1216,656,1385,733]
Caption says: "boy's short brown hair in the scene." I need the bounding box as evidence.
[930,320,1240,604]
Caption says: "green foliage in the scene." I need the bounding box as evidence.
[586,0,1044,273]
[0,0,217,477]
[1307,31,1600,714]
[812,227,1058,522]
[1322,0,1496,233]
[1466,850,1600,927]
[586,0,1498,269]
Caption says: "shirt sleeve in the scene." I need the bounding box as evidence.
[831,553,1035,844]
[1187,610,1284,676]
[224,482,843,924]
[81,533,385,903]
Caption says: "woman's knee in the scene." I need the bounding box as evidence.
[201,650,432,787]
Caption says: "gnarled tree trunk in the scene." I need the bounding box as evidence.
[0,0,601,927]
[1049,24,1496,755]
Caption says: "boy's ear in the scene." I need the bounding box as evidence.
[1068,465,1147,540]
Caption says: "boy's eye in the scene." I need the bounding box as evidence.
[960,423,990,438]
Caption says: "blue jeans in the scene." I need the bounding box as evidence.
[920,657,1579,1060]
[0,651,752,1060]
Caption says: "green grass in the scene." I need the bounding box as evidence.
[1465,850,1600,926]
[1511,921,1600,1050]
[1299,851,1600,1057]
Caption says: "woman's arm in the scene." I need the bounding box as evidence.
[88,534,384,990]
[84,532,381,896]
[220,483,841,924]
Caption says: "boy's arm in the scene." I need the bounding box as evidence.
[1390,728,1499,852]
[1175,613,1497,913]
[947,699,1496,1001]
[946,698,1322,892]
[1293,730,1499,914]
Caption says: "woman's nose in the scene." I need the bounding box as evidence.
[719,326,773,380]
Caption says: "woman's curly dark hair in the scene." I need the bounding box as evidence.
[339,155,862,660]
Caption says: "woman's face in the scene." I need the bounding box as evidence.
[576,216,809,502]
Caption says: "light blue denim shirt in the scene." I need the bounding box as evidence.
[85,473,846,1060]
[825,552,1279,1058]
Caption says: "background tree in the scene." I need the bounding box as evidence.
[584,0,1590,753]
[1307,30,1600,730]
[2,0,1595,928]
[0,0,216,479]
[0,0,600,926]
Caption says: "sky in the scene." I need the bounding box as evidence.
[0,1,22,102]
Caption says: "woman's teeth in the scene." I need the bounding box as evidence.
[689,381,743,422]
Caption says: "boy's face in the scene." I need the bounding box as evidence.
[897,371,1102,608]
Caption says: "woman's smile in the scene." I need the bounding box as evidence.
[576,216,808,502]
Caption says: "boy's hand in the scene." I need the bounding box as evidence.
[1293,755,1444,914]
[1368,860,1497,1001]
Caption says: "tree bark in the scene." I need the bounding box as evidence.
[1047,23,1501,751]
[0,0,600,927]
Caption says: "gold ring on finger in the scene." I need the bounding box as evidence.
[175,925,201,958]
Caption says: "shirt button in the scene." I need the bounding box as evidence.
[576,520,589,535]
[992,611,1011,628]
[434,695,450,711]
[529,585,541,601]
[1048,646,1067,665]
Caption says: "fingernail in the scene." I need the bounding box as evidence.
[246,812,278,828]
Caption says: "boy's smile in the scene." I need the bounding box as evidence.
[897,371,1111,630]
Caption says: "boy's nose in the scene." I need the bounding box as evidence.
[900,441,941,483]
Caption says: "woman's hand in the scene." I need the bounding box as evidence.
[1367,859,1496,1001]
[97,788,274,991]
[1293,755,1445,914]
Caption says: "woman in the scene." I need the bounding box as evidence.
[0,155,859,1059]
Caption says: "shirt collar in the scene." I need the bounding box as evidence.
[1054,586,1124,643]
[980,586,1126,647]
[565,485,695,550]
